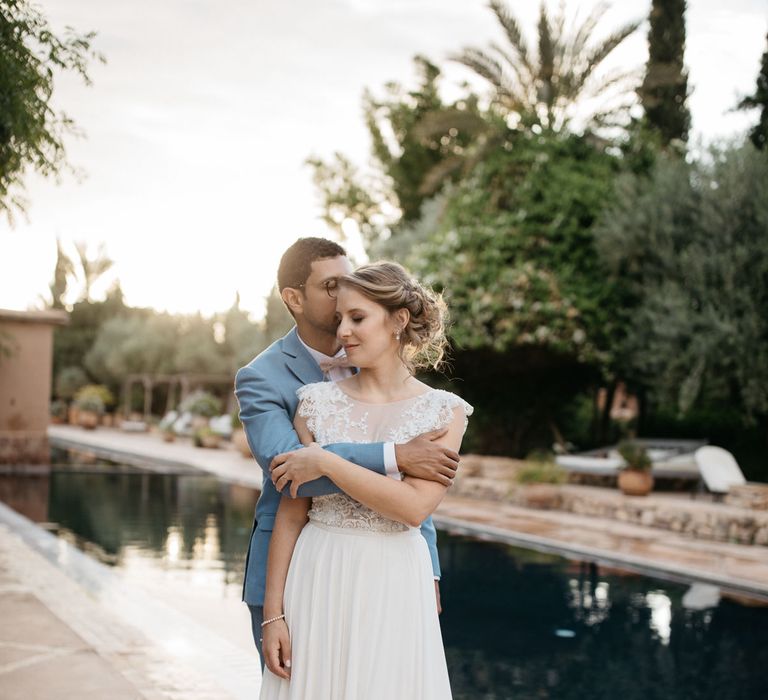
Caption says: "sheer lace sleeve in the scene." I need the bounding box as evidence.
[295,382,334,441]
[387,390,473,443]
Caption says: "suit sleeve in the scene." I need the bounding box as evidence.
[234,364,387,498]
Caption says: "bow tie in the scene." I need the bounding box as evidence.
[319,355,352,373]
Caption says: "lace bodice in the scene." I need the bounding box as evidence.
[297,382,473,533]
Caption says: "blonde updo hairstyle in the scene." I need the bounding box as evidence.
[338,261,448,373]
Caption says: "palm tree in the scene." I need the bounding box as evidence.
[49,237,75,308]
[74,240,114,302]
[451,1,642,132]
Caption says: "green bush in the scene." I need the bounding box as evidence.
[50,399,68,420]
[516,461,567,484]
[73,385,113,414]
[74,393,104,415]
[180,390,222,418]
[56,366,88,400]
[617,441,652,471]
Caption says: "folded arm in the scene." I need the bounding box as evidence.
[290,406,467,528]
[234,365,386,497]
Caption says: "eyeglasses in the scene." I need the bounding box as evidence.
[296,278,339,298]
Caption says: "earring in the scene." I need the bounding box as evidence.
[394,328,401,341]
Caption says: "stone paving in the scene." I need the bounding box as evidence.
[0,502,261,700]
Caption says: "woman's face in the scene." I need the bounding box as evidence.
[335,287,403,367]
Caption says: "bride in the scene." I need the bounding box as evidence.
[259,262,472,700]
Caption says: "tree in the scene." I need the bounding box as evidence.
[638,0,690,147]
[0,0,104,220]
[413,132,621,364]
[737,32,768,151]
[73,240,114,302]
[84,314,180,383]
[220,294,268,370]
[52,284,126,384]
[55,366,88,400]
[263,285,293,344]
[595,142,768,426]
[173,313,229,375]
[450,0,641,132]
[48,237,74,309]
[406,132,624,454]
[308,57,497,246]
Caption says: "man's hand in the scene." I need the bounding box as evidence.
[271,443,327,497]
[435,580,442,615]
[394,429,460,486]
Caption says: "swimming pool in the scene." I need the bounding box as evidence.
[2,453,767,700]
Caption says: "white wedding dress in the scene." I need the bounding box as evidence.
[259,382,472,700]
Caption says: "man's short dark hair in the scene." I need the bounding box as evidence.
[277,237,346,292]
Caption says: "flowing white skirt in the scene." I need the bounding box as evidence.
[259,521,452,700]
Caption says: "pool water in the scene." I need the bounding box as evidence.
[2,456,767,700]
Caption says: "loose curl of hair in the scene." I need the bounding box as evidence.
[338,262,449,373]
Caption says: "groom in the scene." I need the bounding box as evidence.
[234,237,460,666]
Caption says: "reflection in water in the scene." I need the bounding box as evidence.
[2,461,768,700]
[646,591,672,645]
[165,526,182,562]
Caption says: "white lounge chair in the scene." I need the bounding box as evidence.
[694,446,747,495]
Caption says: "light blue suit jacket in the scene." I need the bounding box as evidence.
[234,327,441,606]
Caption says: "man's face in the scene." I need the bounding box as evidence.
[299,256,353,335]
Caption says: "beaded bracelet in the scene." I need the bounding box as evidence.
[261,613,286,628]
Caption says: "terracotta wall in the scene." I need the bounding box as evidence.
[0,309,68,464]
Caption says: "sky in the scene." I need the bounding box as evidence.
[1,0,766,319]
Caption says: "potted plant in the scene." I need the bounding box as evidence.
[158,411,178,442]
[180,390,222,430]
[511,453,567,509]
[50,399,68,424]
[194,425,221,449]
[231,412,252,458]
[74,390,105,430]
[55,366,88,424]
[617,441,654,496]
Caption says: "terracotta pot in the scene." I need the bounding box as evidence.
[162,432,176,443]
[68,406,79,425]
[232,428,253,458]
[101,414,114,427]
[618,469,654,496]
[78,411,99,430]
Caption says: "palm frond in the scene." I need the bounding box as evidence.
[450,47,504,87]
[450,47,522,108]
[537,4,555,87]
[551,0,568,75]
[489,0,534,79]
[568,1,610,64]
[581,67,642,101]
[489,41,535,103]
[578,20,642,87]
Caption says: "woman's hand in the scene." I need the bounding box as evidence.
[271,442,332,497]
[263,619,292,679]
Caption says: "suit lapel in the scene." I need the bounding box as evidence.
[282,328,324,386]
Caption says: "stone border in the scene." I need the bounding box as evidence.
[434,513,768,603]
